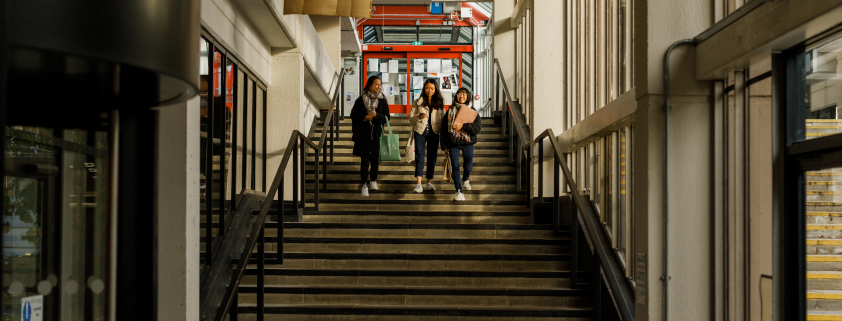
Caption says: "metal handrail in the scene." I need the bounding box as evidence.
[493,58,530,148]
[530,128,635,321]
[205,70,346,320]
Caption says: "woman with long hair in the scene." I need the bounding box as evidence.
[408,79,445,193]
[350,76,391,197]
[440,87,481,201]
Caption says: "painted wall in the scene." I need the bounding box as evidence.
[201,0,272,83]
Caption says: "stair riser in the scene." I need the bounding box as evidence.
[807,262,842,271]
[306,156,515,163]
[808,299,842,311]
[807,231,842,238]
[307,174,520,182]
[301,215,531,224]
[323,141,511,148]
[240,275,573,289]
[312,204,529,212]
[276,259,570,271]
[808,279,842,290]
[306,165,517,172]
[808,245,842,254]
[307,193,526,202]
[282,229,559,240]
[235,293,590,309]
[807,195,842,202]
[306,183,523,192]
[807,185,842,192]
[233,313,592,321]
[808,205,842,212]
[280,244,568,255]
[808,216,842,224]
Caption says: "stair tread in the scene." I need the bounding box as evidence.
[284,223,558,230]
[243,267,580,275]
[235,303,593,312]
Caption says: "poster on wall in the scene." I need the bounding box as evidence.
[412,76,424,90]
[414,59,425,73]
[398,74,407,84]
[442,60,452,76]
[440,74,453,91]
[389,60,399,73]
[427,59,441,73]
[345,91,356,105]
[382,73,390,82]
[413,90,422,100]
[380,63,388,73]
[368,59,379,71]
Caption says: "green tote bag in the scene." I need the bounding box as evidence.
[379,117,401,162]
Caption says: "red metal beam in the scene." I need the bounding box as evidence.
[363,45,474,52]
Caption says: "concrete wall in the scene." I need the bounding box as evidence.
[311,16,343,73]
[493,0,515,97]
[201,0,272,83]
[156,97,201,321]
[267,50,306,201]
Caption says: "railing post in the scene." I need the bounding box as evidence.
[495,72,500,114]
[501,94,507,138]
[593,254,602,321]
[230,289,238,321]
[516,137,521,192]
[322,135,327,191]
[526,145,531,209]
[315,149,320,211]
[570,198,579,288]
[257,225,265,321]
[538,138,543,203]
[292,139,299,213]
[553,154,560,236]
[331,106,336,164]
[300,138,306,213]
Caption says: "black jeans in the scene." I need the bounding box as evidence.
[360,157,380,185]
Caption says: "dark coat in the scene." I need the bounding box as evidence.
[440,104,482,150]
[350,96,391,160]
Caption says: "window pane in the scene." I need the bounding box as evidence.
[806,166,842,319]
[382,26,417,43]
[804,33,842,141]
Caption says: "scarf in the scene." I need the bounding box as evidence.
[363,91,385,113]
[448,101,473,144]
[362,90,385,139]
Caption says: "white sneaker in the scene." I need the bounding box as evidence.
[426,183,436,191]
[463,180,471,191]
[361,184,370,197]
[413,184,424,193]
[453,191,465,201]
[369,181,379,190]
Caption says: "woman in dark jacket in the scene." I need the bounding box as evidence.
[440,87,481,201]
[351,76,391,197]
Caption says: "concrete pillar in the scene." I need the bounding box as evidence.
[267,49,306,202]
[493,0,515,94]
[311,16,343,74]
[156,97,201,321]
[530,0,565,198]
[632,0,713,319]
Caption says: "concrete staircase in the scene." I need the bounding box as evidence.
[806,120,842,320]
[234,117,593,320]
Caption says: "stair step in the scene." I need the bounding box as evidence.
[306,182,524,192]
[281,223,559,240]
[234,285,591,308]
[809,290,842,312]
[308,192,526,202]
[808,311,842,320]
[240,268,582,288]
[274,237,569,255]
[310,203,529,213]
[232,252,573,271]
[235,304,592,320]
[298,210,531,224]
[306,173,521,182]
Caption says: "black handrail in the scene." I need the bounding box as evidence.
[202,70,346,320]
[529,129,635,321]
[493,58,531,198]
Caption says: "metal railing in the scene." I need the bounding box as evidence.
[493,58,531,197]
[199,69,344,321]
[529,129,635,321]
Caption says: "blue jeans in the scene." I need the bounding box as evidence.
[414,130,439,179]
[448,144,474,192]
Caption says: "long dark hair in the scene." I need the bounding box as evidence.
[364,76,381,93]
[455,87,472,105]
[421,79,444,110]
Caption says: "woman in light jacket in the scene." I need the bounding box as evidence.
[408,79,445,193]
[351,76,391,197]
[440,87,481,201]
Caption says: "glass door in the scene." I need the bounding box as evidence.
[3,127,110,321]
[363,53,409,114]
[408,54,462,109]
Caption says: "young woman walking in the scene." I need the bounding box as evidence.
[408,79,445,193]
[351,76,391,197]
[440,88,481,201]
